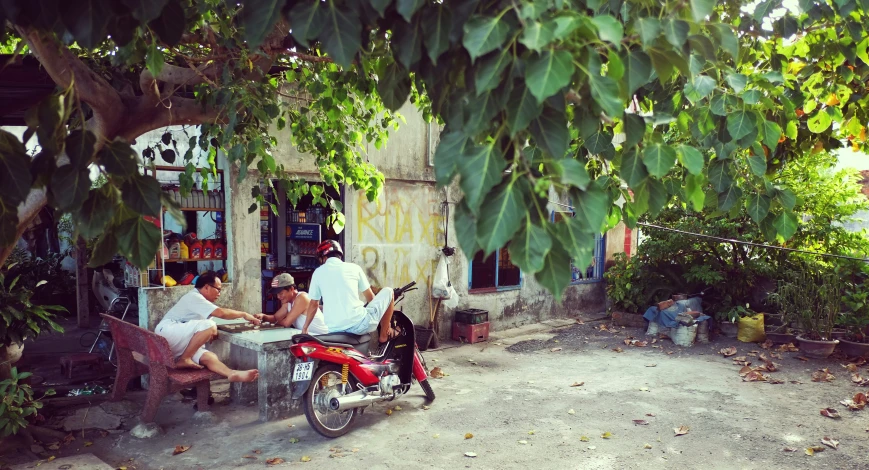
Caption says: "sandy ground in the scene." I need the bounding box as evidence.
[3,318,869,470]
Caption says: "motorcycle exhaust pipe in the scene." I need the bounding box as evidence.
[329,390,392,411]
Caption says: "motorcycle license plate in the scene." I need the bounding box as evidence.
[292,362,314,382]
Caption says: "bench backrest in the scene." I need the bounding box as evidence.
[100,313,175,367]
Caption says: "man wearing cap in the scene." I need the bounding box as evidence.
[256,273,328,334]
[155,272,260,382]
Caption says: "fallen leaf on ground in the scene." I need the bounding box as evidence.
[720,347,737,357]
[422,405,431,410]
[173,445,190,455]
[652,338,658,344]
[738,366,753,377]
[528,430,535,435]
[768,377,785,384]
[568,409,576,415]
[841,392,867,410]
[646,413,656,417]
[805,445,825,456]
[646,364,657,367]
[253,449,262,454]
[790,380,803,384]
[633,341,648,347]
[812,369,835,382]
[300,456,311,462]
[243,455,257,459]
[743,371,768,382]
[464,433,473,439]
[429,367,445,378]
[782,447,798,452]
[579,436,589,442]
[632,420,649,425]
[550,347,563,352]
[761,340,773,349]
[518,440,527,444]
[612,347,624,353]
[570,382,585,387]
[432,434,439,438]
[554,340,560,343]
[777,343,799,352]
[47,443,59,451]
[624,338,632,345]
[770,352,783,359]
[674,426,690,436]
[288,438,300,444]
[464,452,477,458]
[796,356,810,362]
[844,363,858,373]
[266,457,285,465]
[63,434,75,444]
[84,442,93,447]
[747,352,758,357]
[821,437,839,449]
[820,408,841,419]
[666,351,674,355]
[644,444,652,449]
[385,409,393,416]
[639,386,650,392]
[601,432,613,439]
[587,445,597,450]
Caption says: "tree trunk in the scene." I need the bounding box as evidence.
[75,237,90,328]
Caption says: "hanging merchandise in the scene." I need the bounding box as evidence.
[432,254,451,299]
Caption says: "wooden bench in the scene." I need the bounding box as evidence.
[100,314,222,423]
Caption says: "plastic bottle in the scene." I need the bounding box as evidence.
[203,239,214,259]
[180,241,189,259]
[189,239,203,259]
[168,237,181,260]
[214,240,225,260]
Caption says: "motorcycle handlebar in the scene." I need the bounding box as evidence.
[393,281,417,297]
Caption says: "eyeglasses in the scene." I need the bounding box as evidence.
[210,284,222,293]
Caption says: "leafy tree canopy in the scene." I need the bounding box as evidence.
[1,0,868,296]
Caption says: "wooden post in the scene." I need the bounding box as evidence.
[75,237,89,328]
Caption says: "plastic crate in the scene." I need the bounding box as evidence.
[452,321,490,344]
[454,308,488,325]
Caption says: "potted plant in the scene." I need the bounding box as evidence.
[769,270,841,359]
[0,269,65,379]
[717,304,751,338]
[838,282,869,358]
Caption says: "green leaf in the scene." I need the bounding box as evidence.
[625,50,652,95]
[422,3,451,64]
[520,21,556,51]
[762,121,781,151]
[121,0,168,23]
[434,130,470,187]
[572,185,611,233]
[458,141,508,212]
[463,15,511,62]
[623,114,645,148]
[377,61,411,111]
[99,139,139,176]
[121,174,163,217]
[591,15,624,44]
[584,130,613,155]
[320,1,362,68]
[642,143,677,178]
[535,244,572,296]
[0,130,34,204]
[396,0,423,22]
[663,18,689,48]
[556,217,596,269]
[559,158,591,190]
[146,41,164,78]
[620,149,648,187]
[678,145,704,175]
[690,0,716,22]
[707,160,733,192]
[529,106,569,158]
[551,16,580,40]
[717,184,743,211]
[455,201,480,260]
[647,49,674,83]
[395,18,423,68]
[777,187,796,210]
[710,24,738,58]
[50,167,90,212]
[369,0,391,16]
[607,50,624,80]
[785,120,798,140]
[753,0,780,23]
[240,0,283,47]
[464,90,502,135]
[60,0,109,49]
[65,130,96,170]
[525,49,576,103]
[748,154,767,177]
[773,211,798,240]
[505,82,543,136]
[746,194,771,223]
[685,173,706,211]
[725,73,747,93]
[508,220,552,273]
[289,1,326,47]
[646,178,669,217]
[726,110,757,140]
[116,216,162,268]
[636,18,661,47]
[589,74,624,119]
[77,188,116,239]
[684,75,716,103]
[475,49,512,96]
[476,179,525,255]
[807,111,832,133]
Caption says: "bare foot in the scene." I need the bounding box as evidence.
[228,369,259,382]
[378,327,401,344]
[176,358,204,370]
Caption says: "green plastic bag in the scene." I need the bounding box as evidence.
[737,314,766,343]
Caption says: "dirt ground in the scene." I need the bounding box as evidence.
[3,317,869,470]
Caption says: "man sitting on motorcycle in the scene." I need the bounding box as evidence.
[300,240,396,346]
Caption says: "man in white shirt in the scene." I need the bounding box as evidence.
[256,273,328,334]
[301,240,395,345]
[155,272,260,382]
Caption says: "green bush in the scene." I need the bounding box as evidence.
[0,270,65,348]
[0,367,54,437]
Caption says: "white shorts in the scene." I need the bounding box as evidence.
[155,318,216,364]
[345,288,393,335]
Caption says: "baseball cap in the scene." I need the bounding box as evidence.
[270,273,295,294]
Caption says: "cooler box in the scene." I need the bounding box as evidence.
[454,308,488,324]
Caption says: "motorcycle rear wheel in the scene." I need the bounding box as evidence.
[303,364,359,438]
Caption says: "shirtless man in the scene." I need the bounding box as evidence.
[155,272,259,382]
[256,273,328,334]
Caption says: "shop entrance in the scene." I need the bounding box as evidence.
[260,183,343,313]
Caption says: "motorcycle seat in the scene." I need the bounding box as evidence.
[314,333,371,345]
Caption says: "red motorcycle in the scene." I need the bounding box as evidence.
[288,281,435,437]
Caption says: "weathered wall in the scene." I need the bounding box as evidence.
[226,166,264,314]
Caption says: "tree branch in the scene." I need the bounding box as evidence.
[119,96,223,142]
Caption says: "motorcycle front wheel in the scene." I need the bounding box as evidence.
[303,364,359,438]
